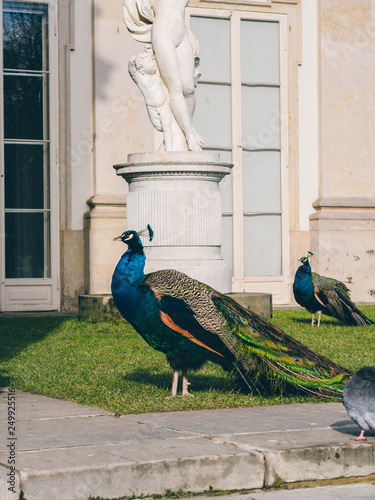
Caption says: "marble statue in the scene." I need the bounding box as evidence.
[123,0,203,152]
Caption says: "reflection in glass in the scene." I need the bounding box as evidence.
[3,2,51,282]
[242,150,281,213]
[194,83,232,147]
[190,16,231,81]
[241,20,279,84]
[5,212,51,279]
[243,214,281,276]
[5,144,45,209]
[242,86,280,148]
[3,2,48,71]
[4,75,44,140]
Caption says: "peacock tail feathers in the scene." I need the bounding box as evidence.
[211,291,352,396]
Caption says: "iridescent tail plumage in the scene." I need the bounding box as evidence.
[211,291,353,396]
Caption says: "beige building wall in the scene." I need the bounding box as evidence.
[310,0,375,303]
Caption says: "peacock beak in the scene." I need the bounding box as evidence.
[113,235,123,241]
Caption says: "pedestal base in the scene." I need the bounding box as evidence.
[79,292,272,322]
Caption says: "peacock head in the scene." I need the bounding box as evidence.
[299,251,313,266]
[114,224,153,249]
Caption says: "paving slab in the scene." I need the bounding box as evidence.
[1,389,375,500]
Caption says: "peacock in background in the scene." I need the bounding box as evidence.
[293,252,373,327]
[111,227,353,397]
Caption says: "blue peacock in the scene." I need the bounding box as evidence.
[293,252,373,327]
[111,227,353,397]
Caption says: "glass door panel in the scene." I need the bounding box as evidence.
[194,84,232,147]
[3,2,48,71]
[241,20,279,84]
[4,143,45,209]
[241,86,280,148]
[5,211,50,278]
[190,16,231,81]
[241,18,282,278]
[189,10,287,295]
[191,14,234,272]
[242,150,281,213]
[243,214,281,276]
[4,75,44,139]
[2,2,51,283]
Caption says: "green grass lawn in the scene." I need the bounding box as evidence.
[1,306,374,414]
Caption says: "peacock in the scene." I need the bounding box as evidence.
[293,252,373,327]
[111,227,353,397]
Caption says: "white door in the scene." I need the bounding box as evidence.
[189,9,289,303]
[0,0,59,311]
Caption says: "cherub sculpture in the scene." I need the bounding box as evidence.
[128,51,173,151]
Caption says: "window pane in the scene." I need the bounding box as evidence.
[3,2,48,71]
[194,83,232,147]
[243,215,281,275]
[242,150,281,212]
[190,16,231,81]
[5,143,45,209]
[241,20,279,84]
[242,86,280,148]
[5,212,51,278]
[221,215,233,271]
[4,75,44,140]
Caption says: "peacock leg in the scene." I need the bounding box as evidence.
[311,313,315,326]
[354,430,367,441]
[181,371,194,397]
[317,311,322,328]
[169,369,179,398]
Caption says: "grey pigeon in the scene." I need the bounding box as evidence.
[342,366,375,440]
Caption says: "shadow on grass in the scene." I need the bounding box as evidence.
[123,368,242,394]
[0,316,69,386]
[286,316,340,326]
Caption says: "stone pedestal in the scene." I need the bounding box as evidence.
[227,292,273,318]
[114,152,233,292]
[78,292,272,322]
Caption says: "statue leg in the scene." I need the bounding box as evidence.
[152,35,201,151]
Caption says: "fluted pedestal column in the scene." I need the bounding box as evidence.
[114,152,233,292]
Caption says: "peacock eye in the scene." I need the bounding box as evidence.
[125,234,134,241]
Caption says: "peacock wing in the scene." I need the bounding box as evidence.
[311,273,345,319]
[142,270,235,368]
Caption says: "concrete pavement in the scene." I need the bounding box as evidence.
[1,389,375,500]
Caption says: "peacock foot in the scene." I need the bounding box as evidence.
[181,373,194,397]
[179,391,194,397]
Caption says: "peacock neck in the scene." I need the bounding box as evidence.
[294,263,313,294]
[114,247,146,286]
